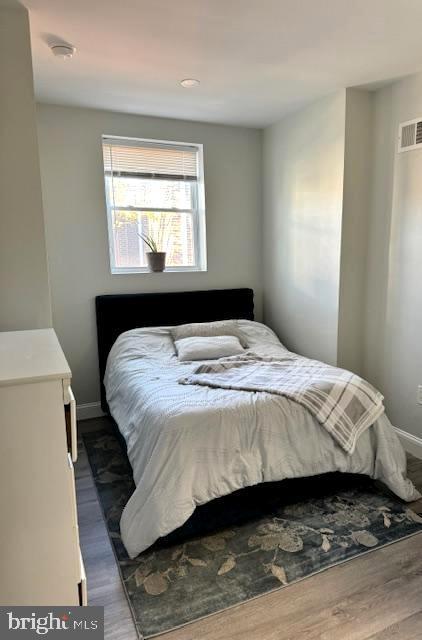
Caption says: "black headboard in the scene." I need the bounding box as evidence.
[96,288,254,412]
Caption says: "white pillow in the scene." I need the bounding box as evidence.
[174,335,244,362]
[171,320,249,348]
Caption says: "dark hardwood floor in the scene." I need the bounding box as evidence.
[76,417,422,640]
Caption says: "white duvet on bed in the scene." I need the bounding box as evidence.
[104,320,420,559]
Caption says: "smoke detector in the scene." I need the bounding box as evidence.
[50,44,76,59]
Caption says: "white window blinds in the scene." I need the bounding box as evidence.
[102,137,198,181]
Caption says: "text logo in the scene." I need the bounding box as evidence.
[0,607,104,639]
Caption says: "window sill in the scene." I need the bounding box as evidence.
[111,266,207,275]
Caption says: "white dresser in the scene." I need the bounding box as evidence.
[0,329,86,605]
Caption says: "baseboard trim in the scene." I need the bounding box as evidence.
[394,427,422,460]
[77,401,105,421]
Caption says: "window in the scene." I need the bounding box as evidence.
[102,136,207,273]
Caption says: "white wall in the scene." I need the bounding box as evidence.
[0,3,51,330]
[259,78,422,444]
[364,73,422,439]
[36,104,262,404]
[262,91,346,365]
[363,84,395,391]
[337,89,374,375]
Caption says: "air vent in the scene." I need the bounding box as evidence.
[398,118,422,152]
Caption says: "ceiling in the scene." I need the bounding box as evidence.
[23,0,422,127]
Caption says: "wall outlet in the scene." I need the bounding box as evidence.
[418,386,422,405]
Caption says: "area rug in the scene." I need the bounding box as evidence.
[82,425,422,639]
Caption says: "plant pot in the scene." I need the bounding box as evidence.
[146,252,166,272]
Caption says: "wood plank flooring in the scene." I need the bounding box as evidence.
[76,417,422,640]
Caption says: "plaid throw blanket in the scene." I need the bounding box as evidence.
[179,354,385,454]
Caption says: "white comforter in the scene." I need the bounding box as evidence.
[104,320,420,558]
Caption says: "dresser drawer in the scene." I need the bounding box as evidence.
[79,549,87,606]
[67,453,79,536]
[64,382,77,462]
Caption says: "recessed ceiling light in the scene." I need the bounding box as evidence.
[50,44,76,59]
[180,78,200,88]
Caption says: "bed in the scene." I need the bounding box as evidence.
[96,288,419,559]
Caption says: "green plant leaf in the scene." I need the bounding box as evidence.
[137,232,158,252]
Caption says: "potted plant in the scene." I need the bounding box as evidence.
[138,233,166,272]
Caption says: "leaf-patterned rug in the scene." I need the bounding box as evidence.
[82,424,422,639]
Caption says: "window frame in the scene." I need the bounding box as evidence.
[102,134,207,274]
